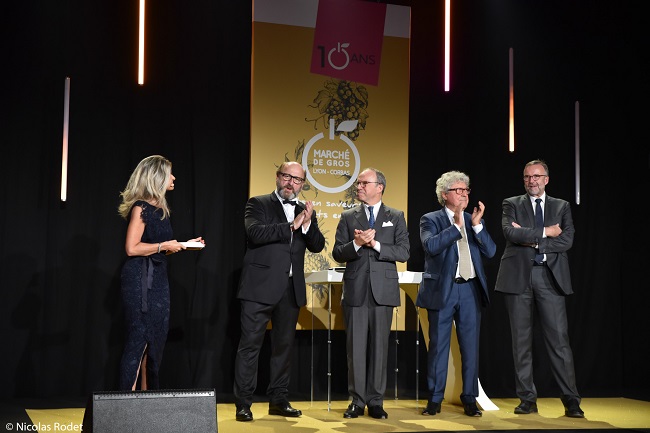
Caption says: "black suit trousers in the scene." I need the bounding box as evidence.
[233,278,300,406]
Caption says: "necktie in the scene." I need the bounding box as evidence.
[458,226,472,280]
[368,205,375,228]
[282,199,296,205]
[534,198,544,264]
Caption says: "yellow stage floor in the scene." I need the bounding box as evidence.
[20,397,650,432]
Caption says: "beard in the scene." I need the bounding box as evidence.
[277,183,297,200]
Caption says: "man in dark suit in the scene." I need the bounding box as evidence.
[332,167,410,420]
[416,170,496,418]
[233,161,325,422]
[495,159,584,418]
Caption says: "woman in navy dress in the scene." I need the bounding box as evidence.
[117,155,204,390]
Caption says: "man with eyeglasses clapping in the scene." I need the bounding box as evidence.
[333,167,410,420]
[416,170,496,418]
[233,161,325,422]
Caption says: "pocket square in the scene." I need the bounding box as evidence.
[382,221,393,227]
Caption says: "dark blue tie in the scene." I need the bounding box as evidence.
[368,205,375,228]
[534,198,544,264]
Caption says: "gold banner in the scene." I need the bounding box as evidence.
[252,0,411,330]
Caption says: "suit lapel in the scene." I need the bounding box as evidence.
[354,205,367,228]
[271,192,288,222]
[294,202,304,219]
[440,209,460,259]
[355,203,390,229]
[522,194,535,227]
[375,204,391,229]
[543,195,553,222]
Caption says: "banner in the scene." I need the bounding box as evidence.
[252,0,411,330]
[310,0,386,86]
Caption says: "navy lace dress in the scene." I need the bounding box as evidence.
[119,200,172,390]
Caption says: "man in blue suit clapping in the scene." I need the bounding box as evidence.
[416,170,496,418]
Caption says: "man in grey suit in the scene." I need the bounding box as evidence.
[332,167,410,420]
[233,161,325,422]
[495,159,584,418]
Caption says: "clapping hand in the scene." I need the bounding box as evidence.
[471,201,485,226]
[354,228,376,248]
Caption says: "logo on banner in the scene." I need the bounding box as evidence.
[310,0,386,86]
[302,118,361,194]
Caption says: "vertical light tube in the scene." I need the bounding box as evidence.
[138,0,145,85]
[508,48,515,152]
[575,101,580,204]
[61,77,70,202]
[444,0,451,92]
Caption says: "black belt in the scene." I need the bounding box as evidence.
[454,277,472,284]
[533,261,547,266]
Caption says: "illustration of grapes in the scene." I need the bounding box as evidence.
[306,79,369,142]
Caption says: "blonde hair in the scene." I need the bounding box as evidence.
[118,155,172,219]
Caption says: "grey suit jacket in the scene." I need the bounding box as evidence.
[332,203,410,307]
[495,194,574,295]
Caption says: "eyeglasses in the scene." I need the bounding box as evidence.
[447,188,471,194]
[278,172,305,184]
[356,181,380,188]
[523,174,547,181]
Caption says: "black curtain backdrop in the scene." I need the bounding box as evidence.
[1,0,648,403]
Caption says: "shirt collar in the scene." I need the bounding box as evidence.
[275,190,298,205]
[529,193,546,205]
[366,202,381,213]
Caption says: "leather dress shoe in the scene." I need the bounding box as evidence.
[368,405,388,419]
[463,402,482,417]
[235,404,253,422]
[422,401,441,415]
[514,400,538,414]
[564,400,584,418]
[343,403,364,418]
[268,401,302,417]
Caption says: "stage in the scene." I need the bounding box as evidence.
[2,397,649,432]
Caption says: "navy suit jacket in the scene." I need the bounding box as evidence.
[416,208,496,310]
[237,192,325,306]
[495,194,574,295]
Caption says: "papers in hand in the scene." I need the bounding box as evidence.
[181,241,205,250]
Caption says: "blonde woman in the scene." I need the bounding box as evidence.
[117,155,204,390]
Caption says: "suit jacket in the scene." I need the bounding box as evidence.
[416,208,497,310]
[332,203,410,307]
[495,194,574,295]
[237,192,325,306]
